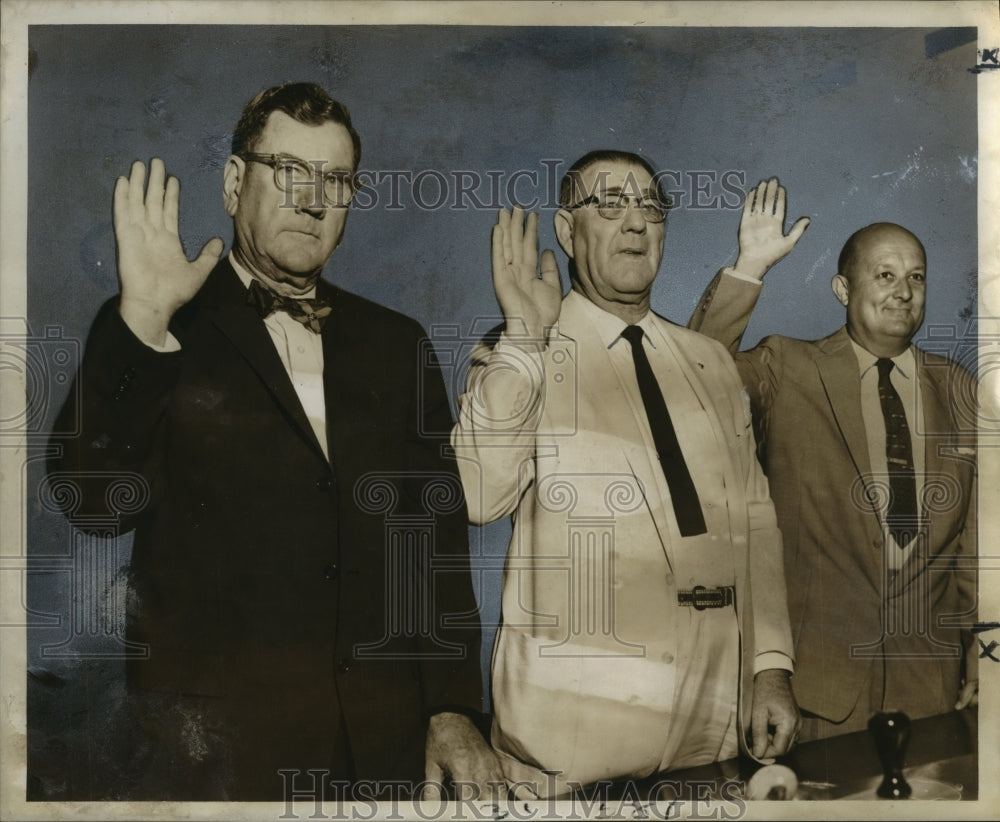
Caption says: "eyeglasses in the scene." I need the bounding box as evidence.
[565,195,671,224]
[239,152,357,208]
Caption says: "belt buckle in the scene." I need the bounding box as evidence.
[692,584,712,611]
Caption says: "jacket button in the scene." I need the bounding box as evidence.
[316,477,333,491]
[337,658,352,674]
[323,563,339,580]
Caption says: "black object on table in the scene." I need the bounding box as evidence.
[869,711,913,798]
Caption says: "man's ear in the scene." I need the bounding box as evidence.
[554,209,575,259]
[223,156,244,218]
[831,273,850,306]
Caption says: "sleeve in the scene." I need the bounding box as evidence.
[945,362,979,687]
[687,269,788,458]
[754,651,794,674]
[729,362,794,665]
[407,328,488,719]
[450,329,547,525]
[47,298,184,530]
[688,268,764,354]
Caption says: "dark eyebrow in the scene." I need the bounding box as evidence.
[276,153,352,174]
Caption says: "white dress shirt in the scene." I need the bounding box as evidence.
[230,254,329,460]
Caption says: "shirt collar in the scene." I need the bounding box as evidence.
[229,251,317,299]
[566,289,657,350]
[849,336,915,381]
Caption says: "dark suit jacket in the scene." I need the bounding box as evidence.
[49,259,483,783]
[691,273,977,724]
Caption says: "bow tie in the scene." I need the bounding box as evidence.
[246,278,332,333]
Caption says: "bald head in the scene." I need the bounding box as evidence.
[837,223,925,282]
[831,223,927,357]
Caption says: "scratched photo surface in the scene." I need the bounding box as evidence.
[3,5,997,820]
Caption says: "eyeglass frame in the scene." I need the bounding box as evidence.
[238,152,360,209]
[563,193,673,224]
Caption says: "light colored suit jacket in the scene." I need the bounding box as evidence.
[453,290,792,788]
[691,272,978,723]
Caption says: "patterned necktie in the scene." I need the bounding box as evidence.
[621,325,707,537]
[876,358,918,546]
[246,278,332,333]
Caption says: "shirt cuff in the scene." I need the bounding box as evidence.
[497,329,550,355]
[754,651,794,675]
[721,265,766,285]
[145,331,182,353]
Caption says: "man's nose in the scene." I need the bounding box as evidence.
[292,180,327,219]
[621,202,647,232]
[295,202,326,220]
[893,277,912,300]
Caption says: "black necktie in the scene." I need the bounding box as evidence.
[621,325,707,537]
[246,278,332,333]
[876,358,918,546]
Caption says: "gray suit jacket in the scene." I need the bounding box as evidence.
[691,272,977,722]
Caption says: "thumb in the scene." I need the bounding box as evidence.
[539,249,560,289]
[786,216,811,246]
[751,705,769,760]
[955,680,978,709]
[194,237,225,274]
[423,761,445,801]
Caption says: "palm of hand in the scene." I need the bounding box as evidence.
[739,213,800,264]
[117,207,214,315]
[495,254,562,336]
[735,178,810,278]
[115,159,222,319]
[491,207,562,339]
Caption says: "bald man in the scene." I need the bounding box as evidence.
[691,205,978,741]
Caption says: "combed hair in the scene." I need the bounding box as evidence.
[231,82,362,172]
[558,149,667,207]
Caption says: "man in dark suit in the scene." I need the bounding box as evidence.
[690,185,978,741]
[49,82,500,800]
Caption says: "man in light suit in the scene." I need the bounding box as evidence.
[49,82,501,800]
[451,151,805,796]
[691,194,978,741]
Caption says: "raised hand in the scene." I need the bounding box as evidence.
[733,177,810,281]
[114,158,224,347]
[491,206,562,343]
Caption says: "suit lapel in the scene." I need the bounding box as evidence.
[202,261,327,463]
[651,315,733,470]
[815,329,874,487]
[650,313,752,583]
[813,330,889,589]
[319,280,357,470]
[892,352,952,590]
[917,352,949,506]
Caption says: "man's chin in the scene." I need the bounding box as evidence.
[271,254,327,282]
[260,263,324,292]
